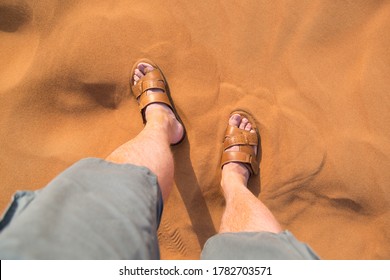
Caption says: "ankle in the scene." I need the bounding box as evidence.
[221,165,250,194]
[222,163,250,182]
[145,104,171,125]
[144,103,183,145]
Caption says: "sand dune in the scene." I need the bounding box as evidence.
[1,0,389,259]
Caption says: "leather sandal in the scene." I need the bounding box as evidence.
[220,110,260,175]
[131,58,186,145]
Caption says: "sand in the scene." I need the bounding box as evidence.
[1,0,389,259]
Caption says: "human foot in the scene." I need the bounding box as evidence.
[221,111,259,185]
[131,60,185,145]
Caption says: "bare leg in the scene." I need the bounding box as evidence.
[105,63,184,202]
[219,114,282,233]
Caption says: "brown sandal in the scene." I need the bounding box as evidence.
[220,110,260,175]
[131,58,186,145]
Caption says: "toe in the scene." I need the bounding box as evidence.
[138,62,154,74]
[239,118,248,130]
[245,123,252,131]
[133,74,140,84]
[133,69,143,85]
[229,114,242,127]
[134,68,144,78]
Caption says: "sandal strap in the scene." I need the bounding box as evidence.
[138,92,172,112]
[221,151,259,175]
[223,125,258,150]
[132,69,166,99]
[132,68,174,122]
[220,115,259,175]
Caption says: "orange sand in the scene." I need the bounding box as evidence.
[1,0,389,259]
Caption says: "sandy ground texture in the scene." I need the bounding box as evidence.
[1,0,389,259]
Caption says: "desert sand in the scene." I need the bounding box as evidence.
[1,0,389,259]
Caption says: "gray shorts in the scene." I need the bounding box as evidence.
[0,158,163,259]
[0,158,319,260]
[201,231,319,260]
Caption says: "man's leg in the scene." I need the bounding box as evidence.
[106,62,184,201]
[201,114,319,260]
[0,62,184,259]
[219,114,281,233]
